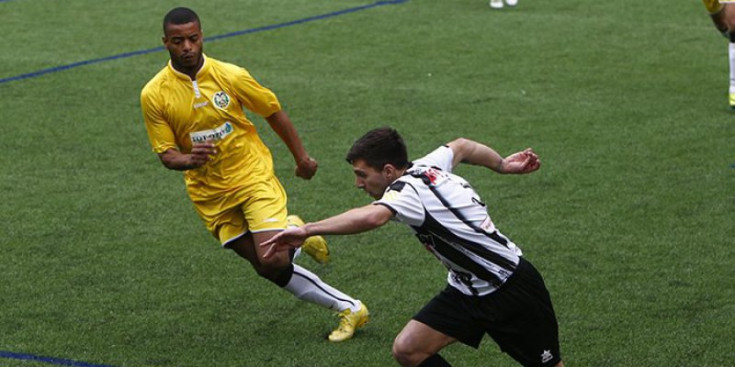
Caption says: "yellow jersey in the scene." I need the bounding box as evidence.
[141,55,282,204]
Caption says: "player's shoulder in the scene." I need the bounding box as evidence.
[388,179,409,192]
[207,56,250,76]
[141,65,171,98]
[390,173,424,195]
[412,145,454,172]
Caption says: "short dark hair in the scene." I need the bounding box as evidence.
[346,127,409,170]
[163,7,200,35]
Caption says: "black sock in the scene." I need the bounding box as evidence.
[271,263,294,287]
[289,248,296,261]
[418,354,451,367]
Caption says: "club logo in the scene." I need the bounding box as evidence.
[541,350,553,364]
[212,91,231,110]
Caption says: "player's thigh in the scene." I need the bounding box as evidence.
[242,177,291,266]
[226,231,291,276]
[193,200,249,246]
[412,286,486,348]
[251,230,291,267]
[394,320,456,357]
[482,259,562,367]
[242,176,289,237]
[207,176,288,246]
[225,233,258,264]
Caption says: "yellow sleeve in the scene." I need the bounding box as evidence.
[230,66,282,118]
[141,87,178,154]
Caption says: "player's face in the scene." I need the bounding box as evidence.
[352,159,392,200]
[163,21,204,74]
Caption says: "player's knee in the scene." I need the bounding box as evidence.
[721,6,735,35]
[392,334,421,366]
[256,247,291,269]
[253,261,284,279]
[391,345,412,366]
[254,260,293,287]
[253,264,275,279]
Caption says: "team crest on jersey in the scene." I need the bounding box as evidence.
[381,189,400,202]
[212,91,231,110]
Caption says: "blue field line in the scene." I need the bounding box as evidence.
[0,351,120,367]
[0,0,407,85]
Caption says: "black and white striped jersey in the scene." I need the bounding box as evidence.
[375,145,522,296]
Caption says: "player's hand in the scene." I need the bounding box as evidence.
[295,156,318,180]
[501,148,540,174]
[261,227,308,259]
[187,142,217,168]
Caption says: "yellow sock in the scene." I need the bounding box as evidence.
[703,0,724,14]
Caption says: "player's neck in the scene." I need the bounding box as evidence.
[392,167,408,181]
[171,57,204,80]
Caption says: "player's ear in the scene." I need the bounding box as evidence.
[382,164,397,179]
[162,24,168,44]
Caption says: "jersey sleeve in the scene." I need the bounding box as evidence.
[412,145,454,172]
[230,66,282,118]
[374,180,425,226]
[140,87,178,154]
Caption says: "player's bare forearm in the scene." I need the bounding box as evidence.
[447,138,540,174]
[157,143,216,170]
[447,138,504,171]
[266,110,317,179]
[266,110,306,160]
[261,204,393,259]
[302,204,394,236]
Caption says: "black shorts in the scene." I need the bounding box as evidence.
[413,258,561,367]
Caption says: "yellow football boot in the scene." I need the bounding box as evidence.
[328,302,369,342]
[703,0,724,14]
[287,215,330,264]
[729,92,735,109]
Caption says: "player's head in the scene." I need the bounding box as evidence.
[346,127,409,199]
[162,7,204,72]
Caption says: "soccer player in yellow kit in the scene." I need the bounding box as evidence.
[140,7,368,342]
[703,0,735,108]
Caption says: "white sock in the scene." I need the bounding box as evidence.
[284,264,361,312]
[729,42,735,94]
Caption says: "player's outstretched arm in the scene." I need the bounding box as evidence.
[266,110,318,180]
[446,138,540,174]
[262,204,393,259]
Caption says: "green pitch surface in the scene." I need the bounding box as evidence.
[1,0,733,366]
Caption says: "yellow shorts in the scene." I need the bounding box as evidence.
[192,175,288,246]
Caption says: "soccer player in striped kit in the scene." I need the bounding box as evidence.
[263,127,564,366]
